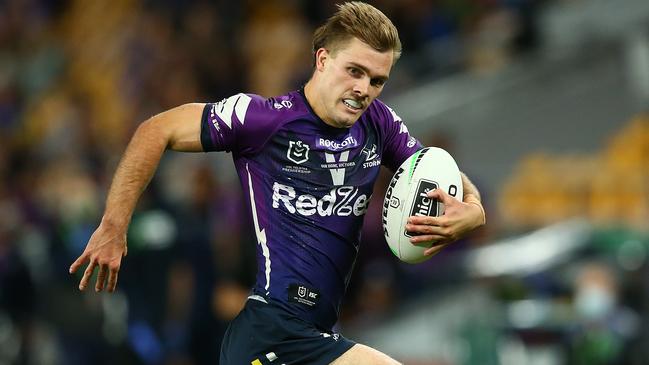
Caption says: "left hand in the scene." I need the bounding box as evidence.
[404,188,485,256]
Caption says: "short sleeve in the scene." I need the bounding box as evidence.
[375,101,424,171]
[200,93,282,155]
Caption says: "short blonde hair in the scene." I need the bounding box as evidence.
[312,2,402,64]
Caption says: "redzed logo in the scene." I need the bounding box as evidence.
[272,183,370,217]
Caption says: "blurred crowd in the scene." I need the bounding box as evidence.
[499,114,649,232]
[11,0,646,364]
[487,113,649,364]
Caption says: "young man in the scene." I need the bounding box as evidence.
[70,2,486,364]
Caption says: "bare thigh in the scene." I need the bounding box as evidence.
[329,344,402,365]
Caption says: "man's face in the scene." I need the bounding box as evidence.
[311,37,394,128]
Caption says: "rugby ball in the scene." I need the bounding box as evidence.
[382,147,463,263]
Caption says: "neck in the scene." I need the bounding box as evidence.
[304,79,334,127]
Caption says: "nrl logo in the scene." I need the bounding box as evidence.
[298,286,306,298]
[287,140,309,164]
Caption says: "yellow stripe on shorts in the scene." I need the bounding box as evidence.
[251,359,262,365]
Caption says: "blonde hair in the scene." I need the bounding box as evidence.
[312,2,401,64]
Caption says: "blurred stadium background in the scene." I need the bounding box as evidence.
[1,0,649,364]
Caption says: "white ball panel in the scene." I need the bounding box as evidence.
[382,147,463,264]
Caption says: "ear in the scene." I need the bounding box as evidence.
[314,47,329,71]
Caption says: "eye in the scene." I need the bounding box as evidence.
[371,78,386,87]
[348,67,362,78]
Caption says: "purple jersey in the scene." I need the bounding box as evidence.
[200,89,422,330]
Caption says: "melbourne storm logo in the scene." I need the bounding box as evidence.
[361,144,380,168]
[287,140,309,164]
[361,144,378,161]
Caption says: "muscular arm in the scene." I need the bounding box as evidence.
[69,103,205,292]
[103,103,205,228]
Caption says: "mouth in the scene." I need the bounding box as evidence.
[342,98,363,112]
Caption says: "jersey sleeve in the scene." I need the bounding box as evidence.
[375,101,424,171]
[200,93,282,155]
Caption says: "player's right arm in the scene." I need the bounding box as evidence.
[69,103,206,293]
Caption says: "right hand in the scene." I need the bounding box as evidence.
[69,222,128,292]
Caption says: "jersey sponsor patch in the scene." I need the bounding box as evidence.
[288,284,320,307]
[314,135,359,152]
[271,183,370,217]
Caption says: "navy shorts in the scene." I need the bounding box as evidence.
[219,295,355,365]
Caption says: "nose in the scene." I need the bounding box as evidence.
[352,77,370,97]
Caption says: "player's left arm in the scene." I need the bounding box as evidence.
[405,171,486,256]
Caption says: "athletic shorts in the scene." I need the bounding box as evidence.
[219,295,355,365]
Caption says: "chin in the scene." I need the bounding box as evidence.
[335,118,357,128]
[337,112,362,127]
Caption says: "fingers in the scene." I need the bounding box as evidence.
[410,234,447,245]
[79,259,98,291]
[408,215,443,226]
[406,216,455,244]
[424,241,450,256]
[405,222,447,236]
[75,260,120,292]
[95,264,108,292]
[107,267,119,293]
[69,253,88,274]
[77,262,121,292]
[404,188,476,253]
[94,262,120,292]
[427,188,454,204]
[70,224,126,293]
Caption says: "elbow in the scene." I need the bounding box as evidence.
[135,116,173,149]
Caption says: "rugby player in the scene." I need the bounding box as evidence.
[70,2,486,364]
